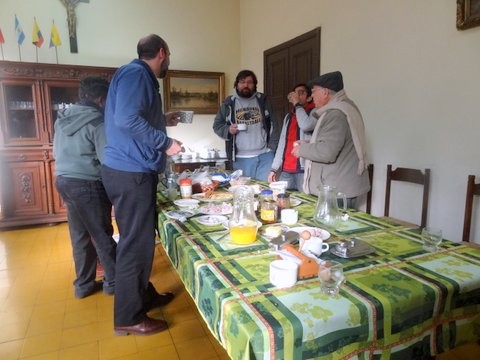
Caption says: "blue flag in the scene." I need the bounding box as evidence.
[15,15,25,45]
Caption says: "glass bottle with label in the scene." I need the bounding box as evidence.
[260,189,277,224]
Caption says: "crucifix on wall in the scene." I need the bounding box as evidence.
[60,0,90,53]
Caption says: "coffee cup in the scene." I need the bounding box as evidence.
[237,123,247,131]
[300,236,329,258]
[269,259,298,288]
[281,209,298,225]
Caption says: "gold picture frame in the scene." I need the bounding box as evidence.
[457,0,480,30]
[163,70,225,114]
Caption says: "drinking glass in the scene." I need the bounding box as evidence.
[318,261,345,295]
[421,227,443,252]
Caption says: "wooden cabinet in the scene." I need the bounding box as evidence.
[0,61,116,228]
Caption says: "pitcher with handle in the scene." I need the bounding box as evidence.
[314,185,347,226]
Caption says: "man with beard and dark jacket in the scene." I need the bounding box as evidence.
[213,69,279,181]
[53,76,116,299]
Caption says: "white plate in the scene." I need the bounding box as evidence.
[192,192,233,202]
[174,199,200,208]
[198,203,233,215]
[288,226,331,241]
[165,210,195,221]
[196,215,228,226]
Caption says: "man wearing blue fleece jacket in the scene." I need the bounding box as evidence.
[101,34,183,336]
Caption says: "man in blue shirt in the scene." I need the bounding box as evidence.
[102,34,183,336]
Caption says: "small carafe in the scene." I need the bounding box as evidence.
[229,185,258,244]
[314,185,347,226]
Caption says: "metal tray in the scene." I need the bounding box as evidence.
[330,238,376,258]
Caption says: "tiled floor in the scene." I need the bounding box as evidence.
[0,222,229,360]
[0,222,478,359]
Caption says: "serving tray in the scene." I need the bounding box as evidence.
[330,238,376,258]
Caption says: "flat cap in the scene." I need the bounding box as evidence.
[309,71,344,92]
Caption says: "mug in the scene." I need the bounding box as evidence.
[300,237,329,257]
[281,209,298,225]
[237,123,247,131]
[269,260,298,288]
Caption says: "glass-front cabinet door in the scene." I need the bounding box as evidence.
[42,80,79,143]
[0,80,44,145]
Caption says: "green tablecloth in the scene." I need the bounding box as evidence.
[157,191,480,360]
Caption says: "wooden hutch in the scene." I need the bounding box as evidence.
[0,61,116,229]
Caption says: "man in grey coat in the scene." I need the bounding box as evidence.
[292,71,370,209]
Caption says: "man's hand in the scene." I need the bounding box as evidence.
[291,140,306,158]
[165,112,180,127]
[228,123,240,135]
[267,171,277,183]
[166,139,183,156]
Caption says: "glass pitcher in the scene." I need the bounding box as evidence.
[314,185,347,226]
[229,185,258,244]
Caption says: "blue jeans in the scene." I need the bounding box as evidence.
[55,176,116,297]
[233,151,274,181]
[279,172,304,192]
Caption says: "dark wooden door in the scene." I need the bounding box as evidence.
[264,28,321,127]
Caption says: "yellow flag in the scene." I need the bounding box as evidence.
[32,18,44,47]
[50,21,61,47]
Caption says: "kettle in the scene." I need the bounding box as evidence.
[314,185,347,226]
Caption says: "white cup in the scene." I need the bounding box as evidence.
[237,123,247,131]
[269,260,298,288]
[269,181,288,200]
[281,209,298,225]
[300,237,329,258]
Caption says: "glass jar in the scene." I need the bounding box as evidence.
[179,178,192,198]
[260,189,277,224]
[229,186,258,244]
[276,192,290,218]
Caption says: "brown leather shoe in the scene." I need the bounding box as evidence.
[114,316,168,336]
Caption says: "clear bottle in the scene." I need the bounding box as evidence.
[260,189,277,224]
[229,186,258,244]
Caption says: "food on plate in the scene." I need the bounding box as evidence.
[265,225,283,238]
[199,202,233,215]
[300,230,312,240]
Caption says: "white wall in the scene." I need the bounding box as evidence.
[0,0,238,151]
[239,0,480,244]
[1,0,479,243]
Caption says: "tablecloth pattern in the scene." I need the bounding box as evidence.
[156,191,480,360]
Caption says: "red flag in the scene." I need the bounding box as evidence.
[0,27,5,44]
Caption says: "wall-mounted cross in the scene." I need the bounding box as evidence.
[60,0,90,53]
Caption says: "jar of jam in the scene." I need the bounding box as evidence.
[260,189,277,224]
[179,178,192,198]
[276,192,290,218]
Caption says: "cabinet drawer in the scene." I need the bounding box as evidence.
[0,149,51,162]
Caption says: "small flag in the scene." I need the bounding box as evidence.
[32,18,44,48]
[0,28,5,44]
[49,21,61,48]
[15,15,25,45]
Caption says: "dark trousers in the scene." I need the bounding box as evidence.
[55,176,116,296]
[101,165,158,326]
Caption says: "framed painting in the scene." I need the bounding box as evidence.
[163,70,225,114]
[457,0,480,30]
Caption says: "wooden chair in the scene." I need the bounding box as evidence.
[366,164,374,214]
[462,175,480,242]
[384,164,430,228]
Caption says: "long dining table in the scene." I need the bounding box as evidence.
[156,186,480,360]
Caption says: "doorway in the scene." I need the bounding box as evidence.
[264,27,321,128]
